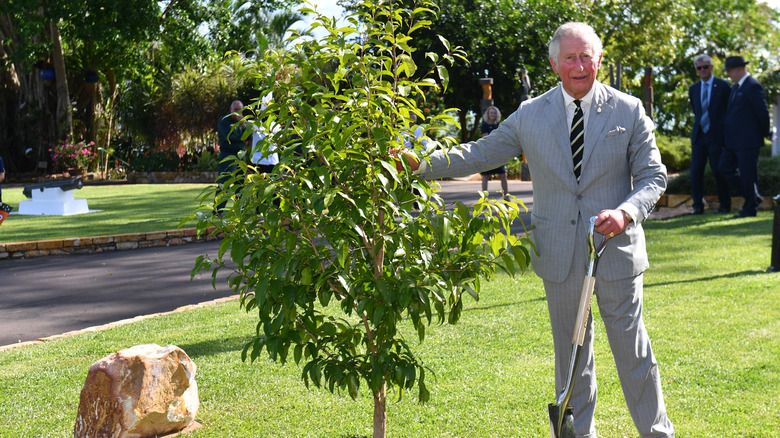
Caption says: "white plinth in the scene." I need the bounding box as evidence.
[18,187,90,216]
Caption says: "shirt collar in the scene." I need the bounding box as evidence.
[561,84,596,108]
[738,73,750,87]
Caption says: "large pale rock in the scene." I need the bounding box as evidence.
[73,344,199,438]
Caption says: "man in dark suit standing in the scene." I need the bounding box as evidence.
[688,54,731,214]
[721,56,771,218]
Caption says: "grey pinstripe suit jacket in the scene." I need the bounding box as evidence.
[421,81,666,283]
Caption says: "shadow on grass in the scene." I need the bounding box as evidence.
[177,336,251,358]
[646,212,772,237]
[646,269,771,288]
[465,296,545,313]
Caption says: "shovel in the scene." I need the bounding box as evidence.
[548,216,607,438]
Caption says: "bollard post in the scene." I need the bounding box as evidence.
[769,195,780,272]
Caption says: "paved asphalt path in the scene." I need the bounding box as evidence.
[0,179,533,348]
[0,240,232,347]
[434,179,534,235]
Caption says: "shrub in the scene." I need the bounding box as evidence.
[129,149,180,172]
[656,134,691,173]
[187,150,219,172]
[666,149,780,196]
[49,140,98,171]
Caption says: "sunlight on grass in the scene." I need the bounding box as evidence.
[0,184,213,243]
[0,212,778,436]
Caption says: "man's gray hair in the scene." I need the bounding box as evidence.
[693,54,712,66]
[548,22,603,63]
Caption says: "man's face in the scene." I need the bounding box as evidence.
[695,61,712,81]
[230,103,243,121]
[724,66,745,84]
[549,35,602,99]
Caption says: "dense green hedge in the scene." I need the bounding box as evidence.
[667,148,780,196]
[656,135,691,173]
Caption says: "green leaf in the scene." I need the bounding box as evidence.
[397,54,417,77]
[301,267,313,285]
[416,321,426,343]
[463,284,479,301]
[347,373,360,400]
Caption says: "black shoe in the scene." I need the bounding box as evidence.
[692,207,704,215]
[733,211,757,218]
[716,207,731,213]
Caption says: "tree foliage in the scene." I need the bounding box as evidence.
[0,0,301,173]
[186,1,531,436]
[341,0,779,141]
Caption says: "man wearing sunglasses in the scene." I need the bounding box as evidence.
[688,54,731,214]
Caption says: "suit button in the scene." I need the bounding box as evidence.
[577,195,583,200]
[571,220,576,225]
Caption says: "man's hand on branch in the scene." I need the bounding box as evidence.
[389,149,420,172]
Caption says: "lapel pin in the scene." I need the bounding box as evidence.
[597,103,602,114]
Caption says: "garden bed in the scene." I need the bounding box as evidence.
[127,171,217,184]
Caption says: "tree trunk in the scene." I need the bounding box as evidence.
[372,382,386,438]
[102,68,120,174]
[1,11,56,172]
[49,19,72,140]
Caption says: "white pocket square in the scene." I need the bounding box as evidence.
[606,126,626,137]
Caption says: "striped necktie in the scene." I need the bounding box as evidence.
[570,99,584,182]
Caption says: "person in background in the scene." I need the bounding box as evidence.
[721,55,771,218]
[403,112,427,150]
[0,155,10,226]
[479,105,509,198]
[0,155,5,203]
[398,22,674,437]
[250,96,279,175]
[688,54,731,214]
[216,100,248,214]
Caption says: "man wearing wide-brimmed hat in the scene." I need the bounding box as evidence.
[721,55,771,218]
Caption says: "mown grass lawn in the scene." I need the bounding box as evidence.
[0,184,211,243]
[0,210,777,437]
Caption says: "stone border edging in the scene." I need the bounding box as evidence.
[0,227,221,260]
[656,193,774,211]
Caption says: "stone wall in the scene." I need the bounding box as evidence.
[0,227,221,260]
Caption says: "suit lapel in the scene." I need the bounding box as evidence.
[711,80,722,99]
[693,81,702,113]
[543,87,573,172]
[580,82,612,177]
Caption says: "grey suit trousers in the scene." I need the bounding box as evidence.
[543,214,674,437]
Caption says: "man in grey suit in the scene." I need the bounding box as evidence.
[401,22,674,437]
[688,54,731,214]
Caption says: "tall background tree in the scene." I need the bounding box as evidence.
[2,0,778,174]
[0,0,300,174]
[342,0,779,141]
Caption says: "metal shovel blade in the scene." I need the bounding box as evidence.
[548,403,575,438]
